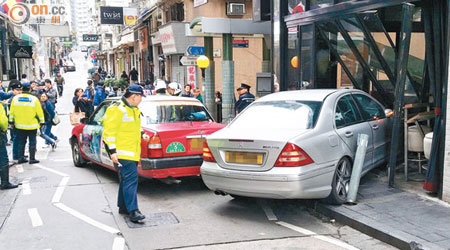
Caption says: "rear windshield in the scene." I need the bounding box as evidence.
[229,101,322,130]
[140,101,213,125]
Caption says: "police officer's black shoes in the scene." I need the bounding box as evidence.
[129,210,145,223]
[29,148,39,164]
[1,167,18,190]
[1,182,18,190]
[118,207,128,215]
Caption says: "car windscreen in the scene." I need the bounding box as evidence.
[140,101,213,125]
[229,100,322,130]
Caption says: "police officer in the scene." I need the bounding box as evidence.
[235,83,255,114]
[0,102,17,189]
[103,84,150,223]
[9,82,45,164]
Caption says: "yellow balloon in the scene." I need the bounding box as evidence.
[197,55,210,69]
[291,56,298,68]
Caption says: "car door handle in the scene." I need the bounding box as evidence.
[345,131,353,138]
[372,125,379,130]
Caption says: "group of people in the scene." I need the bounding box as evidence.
[0,75,61,190]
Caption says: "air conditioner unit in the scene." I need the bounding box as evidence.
[227,3,245,16]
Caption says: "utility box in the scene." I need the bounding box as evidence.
[256,72,272,97]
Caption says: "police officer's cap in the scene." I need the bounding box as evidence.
[10,80,22,90]
[22,82,31,91]
[126,84,146,97]
[237,83,251,91]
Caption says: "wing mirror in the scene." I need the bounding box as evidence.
[80,118,89,124]
[385,109,394,117]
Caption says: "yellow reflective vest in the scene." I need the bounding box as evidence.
[9,93,45,130]
[103,99,142,162]
[0,105,8,132]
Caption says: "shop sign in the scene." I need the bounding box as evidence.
[159,25,176,54]
[10,45,32,58]
[139,28,148,49]
[194,0,208,8]
[232,39,249,48]
[83,34,98,42]
[123,8,137,26]
[187,66,197,87]
[96,55,106,60]
[100,6,123,25]
[151,32,160,44]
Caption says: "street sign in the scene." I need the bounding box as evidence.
[180,56,198,66]
[186,46,205,56]
[83,34,99,42]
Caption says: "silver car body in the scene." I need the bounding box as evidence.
[201,89,391,199]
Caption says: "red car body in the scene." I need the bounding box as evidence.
[70,96,225,179]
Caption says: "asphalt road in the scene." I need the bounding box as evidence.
[0,51,397,250]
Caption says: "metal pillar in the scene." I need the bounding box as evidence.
[222,33,234,123]
[388,3,414,187]
[262,38,270,72]
[203,36,216,120]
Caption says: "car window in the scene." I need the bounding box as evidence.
[335,95,363,127]
[140,101,213,125]
[352,94,386,120]
[91,102,112,125]
[229,101,322,130]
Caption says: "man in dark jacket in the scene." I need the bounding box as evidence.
[235,83,255,114]
[129,68,138,84]
[84,80,95,101]
[93,82,106,106]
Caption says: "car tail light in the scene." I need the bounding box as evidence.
[148,134,163,158]
[203,140,216,162]
[275,143,314,167]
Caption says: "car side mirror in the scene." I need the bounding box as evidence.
[385,109,394,117]
[80,118,89,124]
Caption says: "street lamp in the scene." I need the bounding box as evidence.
[291,56,299,68]
[197,55,210,78]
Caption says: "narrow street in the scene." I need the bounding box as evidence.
[0,52,396,250]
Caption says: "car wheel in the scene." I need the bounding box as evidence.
[325,157,352,205]
[72,139,86,168]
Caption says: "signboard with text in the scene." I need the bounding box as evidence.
[100,6,123,24]
[10,45,32,58]
[187,66,197,87]
[186,46,205,56]
[83,34,99,42]
[232,39,249,48]
[159,25,176,54]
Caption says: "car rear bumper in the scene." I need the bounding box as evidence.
[141,155,203,170]
[200,161,336,199]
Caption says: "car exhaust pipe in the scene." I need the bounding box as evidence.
[214,190,228,196]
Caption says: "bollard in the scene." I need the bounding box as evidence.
[346,134,369,205]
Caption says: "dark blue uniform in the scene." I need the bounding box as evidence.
[235,92,255,114]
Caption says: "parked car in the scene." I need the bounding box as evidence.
[201,89,392,204]
[63,61,76,72]
[70,96,226,179]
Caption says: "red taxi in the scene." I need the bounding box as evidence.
[70,95,225,179]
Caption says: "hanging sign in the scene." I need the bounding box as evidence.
[100,6,123,24]
[10,45,32,58]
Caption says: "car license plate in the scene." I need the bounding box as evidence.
[225,152,263,165]
[189,138,204,151]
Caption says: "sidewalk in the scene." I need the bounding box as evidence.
[0,182,19,232]
[316,176,450,250]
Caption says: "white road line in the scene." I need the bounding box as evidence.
[276,221,359,250]
[54,203,120,234]
[28,208,43,227]
[112,237,125,250]
[53,159,72,162]
[51,176,70,203]
[260,203,278,221]
[16,165,24,173]
[22,178,31,195]
[35,164,68,177]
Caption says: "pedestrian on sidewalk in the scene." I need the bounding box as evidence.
[75,93,94,119]
[120,71,129,83]
[193,88,203,103]
[44,79,57,106]
[20,74,29,84]
[93,81,106,106]
[103,84,149,223]
[181,84,194,98]
[73,88,83,106]
[30,81,39,97]
[9,82,45,164]
[39,92,57,149]
[84,80,95,102]
[129,68,138,84]
[0,102,17,189]
[55,73,65,97]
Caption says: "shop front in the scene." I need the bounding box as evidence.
[275,0,449,200]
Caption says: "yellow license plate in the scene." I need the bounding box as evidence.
[225,151,263,165]
[189,138,204,151]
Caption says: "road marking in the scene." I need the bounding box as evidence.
[28,208,43,227]
[259,201,278,221]
[276,221,360,250]
[16,165,24,173]
[35,164,68,177]
[112,237,125,250]
[54,203,120,234]
[22,178,31,195]
[51,176,70,203]
[53,159,72,162]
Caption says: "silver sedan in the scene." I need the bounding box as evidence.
[201,89,392,204]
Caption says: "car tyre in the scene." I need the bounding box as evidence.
[325,157,352,205]
[72,139,87,168]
